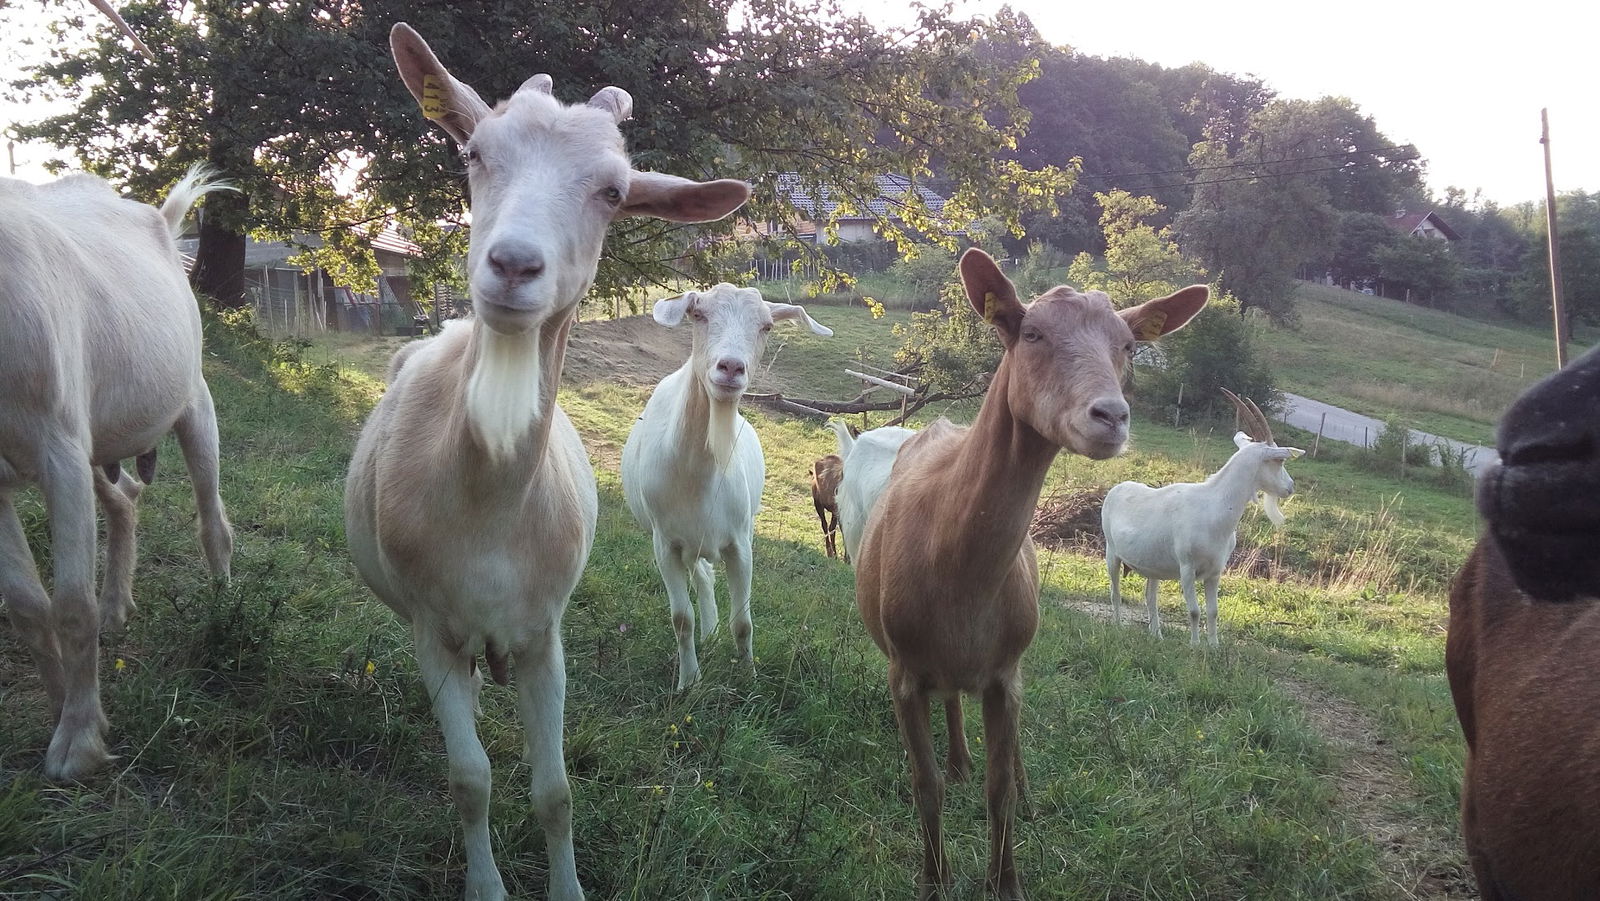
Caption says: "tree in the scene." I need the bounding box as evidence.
[1375,239,1460,306]
[1328,211,1401,287]
[1066,190,1199,306]
[7,0,1072,309]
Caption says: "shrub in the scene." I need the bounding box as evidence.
[1137,293,1279,425]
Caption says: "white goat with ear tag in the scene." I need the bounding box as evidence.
[622,284,831,689]
[1101,388,1304,647]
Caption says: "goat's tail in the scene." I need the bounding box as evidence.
[827,419,856,461]
[159,164,237,240]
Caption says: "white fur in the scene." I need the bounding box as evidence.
[622,284,830,689]
[1102,432,1302,648]
[0,164,234,781]
[836,424,918,564]
[465,326,542,462]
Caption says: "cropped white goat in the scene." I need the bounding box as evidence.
[345,25,749,901]
[831,420,917,565]
[622,285,831,690]
[1102,389,1303,647]
[0,165,234,780]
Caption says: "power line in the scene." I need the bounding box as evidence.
[1130,155,1422,192]
[1078,143,1419,183]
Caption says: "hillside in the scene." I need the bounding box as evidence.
[0,312,1478,899]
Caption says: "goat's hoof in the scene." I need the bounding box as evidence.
[946,757,972,784]
[99,598,134,634]
[675,668,701,692]
[44,723,114,782]
[461,869,507,901]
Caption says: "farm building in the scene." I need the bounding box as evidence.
[1386,209,1461,241]
[768,172,951,244]
[177,227,430,337]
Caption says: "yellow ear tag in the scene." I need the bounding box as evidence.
[982,291,1002,324]
[421,73,448,120]
[1135,310,1167,341]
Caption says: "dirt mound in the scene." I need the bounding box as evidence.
[563,313,690,387]
[1032,488,1108,553]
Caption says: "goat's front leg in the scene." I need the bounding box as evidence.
[173,382,233,584]
[1204,575,1222,649]
[890,668,950,900]
[944,697,971,783]
[93,466,143,633]
[982,677,1026,900]
[0,491,64,718]
[41,442,111,781]
[415,628,504,901]
[652,535,700,690]
[1144,576,1162,638]
[1180,565,1202,648]
[816,503,835,558]
[514,627,584,901]
[723,540,754,671]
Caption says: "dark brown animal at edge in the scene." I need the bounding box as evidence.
[854,248,1207,900]
[811,453,846,559]
[1447,341,1600,901]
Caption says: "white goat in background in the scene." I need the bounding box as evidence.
[0,165,234,780]
[831,420,917,565]
[623,285,831,690]
[346,24,750,901]
[1102,389,1303,647]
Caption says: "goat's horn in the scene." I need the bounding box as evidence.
[1220,388,1265,443]
[1245,396,1275,445]
[587,86,633,123]
[518,73,553,96]
[87,0,154,60]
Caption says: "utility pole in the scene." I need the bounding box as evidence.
[1541,108,1570,368]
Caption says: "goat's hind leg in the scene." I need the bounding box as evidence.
[0,491,65,718]
[514,628,584,901]
[723,540,755,671]
[93,466,142,633]
[691,557,717,641]
[981,677,1026,900]
[1204,574,1222,649]
[415,628,506,901]
[173,381,232,584]
[1144,576,1162,638]
[944,697,971,783]
[1106,546,1123,626]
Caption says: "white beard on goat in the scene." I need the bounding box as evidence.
[1260,491,1287,527]
[705,395,741,471]
[466,326,543,462]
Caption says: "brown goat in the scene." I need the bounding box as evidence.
[811,453,845,558]
[855,249,1206,899]
[1448,341,1600,901]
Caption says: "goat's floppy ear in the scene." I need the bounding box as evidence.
[1121,284,1209,341]
[1233,431,1254,450]
[587,86,633,123]
[768,302,833,336]
[653,291,697,326]
[391,23,491,145]
[959,248,1025,345]
[622,171,751,223]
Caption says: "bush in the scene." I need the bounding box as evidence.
[886,245,960,311]
[1137,294,1279,425]
[1009,240,1072,297]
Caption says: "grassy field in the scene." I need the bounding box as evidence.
[0,308,1477,899]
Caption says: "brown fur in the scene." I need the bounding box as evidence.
[1448,539,1600,901]
[811,454,845,559]
[854,249,1206,899]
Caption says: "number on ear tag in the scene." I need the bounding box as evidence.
[1136,310,1167,341]
[422,74,448,120]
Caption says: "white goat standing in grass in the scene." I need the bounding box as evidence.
[831,420,917,565]
[0,165,234,780]
[1102,389,1303,647]
[622,285,831,690]
[345,25,749,901]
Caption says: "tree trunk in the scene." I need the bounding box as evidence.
[190,185,249,308]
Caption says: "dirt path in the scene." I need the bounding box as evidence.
[1066,599,1476,900]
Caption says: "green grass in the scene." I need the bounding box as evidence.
[0,310,1476,899]
[1265,282,1596,445]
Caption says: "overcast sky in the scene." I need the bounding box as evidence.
[5,0,1596,207]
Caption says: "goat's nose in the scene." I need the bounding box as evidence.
[487,241,546,283]
[1088,398,1130,429]
[716,358,747,377]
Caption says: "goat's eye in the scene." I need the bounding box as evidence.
[462,147,480,163]
[602,186,623,205]
[759,323,772,334]
[1124,341,1136,355]
[690,310,707,323]
[1022,329,1042,343]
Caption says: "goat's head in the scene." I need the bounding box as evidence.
[390,24,750,337]
[653,284,831,404]
[1222,388,1303,526]
[1478,342,1600,601]
[958,248,1207,459]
